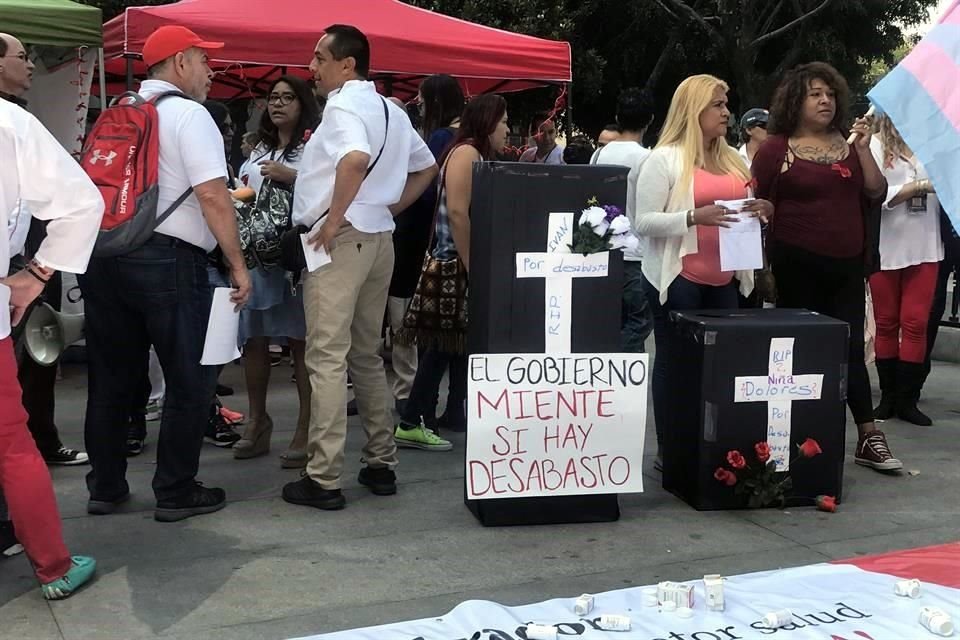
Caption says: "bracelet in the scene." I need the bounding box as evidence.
[25,267,50,284]
[28,259,54,279]
[687,209,696,227]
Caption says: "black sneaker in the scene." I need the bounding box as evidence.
[87,492,131,516]
[358,466,397,496]
[205,411,241,448]
[154,483,226,522]
[44,447,89,466]
[0,521,23,558]
[215,384,234,397]
[282,475,346,510]
[127,415,146,457]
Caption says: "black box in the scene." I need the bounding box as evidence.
[664,309,848,510]
[465,162,628,526]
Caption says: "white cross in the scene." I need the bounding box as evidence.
[733,337,824,471]
[515,212,611,352]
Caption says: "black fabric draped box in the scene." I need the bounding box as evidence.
[663,309,848,511]
[465,162,628,526]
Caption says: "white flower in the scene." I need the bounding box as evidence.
[581,206,607,230]
[609,233,640,251]
[608,214,632,236]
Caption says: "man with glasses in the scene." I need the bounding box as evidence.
[738,108,769,169]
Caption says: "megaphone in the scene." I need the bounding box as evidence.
[22,303,84,366]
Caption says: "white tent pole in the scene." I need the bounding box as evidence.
[98,48,107,105]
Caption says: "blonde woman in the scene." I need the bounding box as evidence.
[635,75,773,471]
[868,116,942,426]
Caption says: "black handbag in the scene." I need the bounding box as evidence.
[236,173,293,270]
[279,98,390,273]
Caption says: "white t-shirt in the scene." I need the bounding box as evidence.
[138,80,228,252]
[292,80,436,233]
[738,144,751,169]
[519,144,564,165]
[869,137,943,270]
[240,143,305,196]
[590,140,652,261]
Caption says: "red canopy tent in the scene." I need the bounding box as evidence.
[102,0,572,101]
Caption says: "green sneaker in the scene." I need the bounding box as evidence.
[394,424,453,451]
[41,555,96,600]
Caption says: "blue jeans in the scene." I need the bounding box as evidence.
[622,260,653,353]
[643,274,738,453]
[78,235,217,502]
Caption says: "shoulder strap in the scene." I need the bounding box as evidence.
[306,97,391,231]
[150,90,194,225]
[426,141,473,249]
[365,97,390,177]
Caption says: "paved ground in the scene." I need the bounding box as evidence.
[1,350,959,640]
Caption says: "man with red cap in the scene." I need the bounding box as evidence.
[79,26,251,523]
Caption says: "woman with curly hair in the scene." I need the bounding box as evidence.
[867,115,942,426]
[752,62,902,472]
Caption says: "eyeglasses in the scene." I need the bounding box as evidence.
[267,93,297,106]
[2,52,28,61]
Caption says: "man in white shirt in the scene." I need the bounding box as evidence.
[78,26,251,523]
[1,33,89,466]
[519,118,565,164]
[590,87,655,352]
[737,108,768,169]
[0,97,102,598]
[597,123,620,149]
[282,25,438,509]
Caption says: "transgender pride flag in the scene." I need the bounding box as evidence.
[869,1,960,233]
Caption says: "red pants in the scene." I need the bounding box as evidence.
[869,262,939,363]
[0,337,71,583]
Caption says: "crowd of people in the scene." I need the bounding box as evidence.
[0,21,951,601]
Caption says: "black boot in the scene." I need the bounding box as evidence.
[873,358,897,420]
[896,360,933,426]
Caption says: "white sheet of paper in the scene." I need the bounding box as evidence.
[0,284,10,339]
[718,215,763,271]
[715,198,753,212]
[201,287,241,365]
[300,233,332,272]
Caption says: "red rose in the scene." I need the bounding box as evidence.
[303,129,312,142]
[714,467,737,487]
[754,442,771,463]
[816,495,837,512]
[798,438,822,458]
[726,450,747,470]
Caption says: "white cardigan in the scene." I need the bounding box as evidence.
[634,145,754,304]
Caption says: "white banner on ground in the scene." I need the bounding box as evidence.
[294,563,960,640]
[466,353,647,499]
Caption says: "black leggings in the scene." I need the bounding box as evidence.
[771,242,873,425]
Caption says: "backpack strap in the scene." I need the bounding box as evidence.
[150,90,196,225]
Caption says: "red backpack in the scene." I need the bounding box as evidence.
[81,91,193,257]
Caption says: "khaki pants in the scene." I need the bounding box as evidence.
[386,296,417,401]
[303,227,398,489]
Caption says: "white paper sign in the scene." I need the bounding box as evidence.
[200,287,241,365]
[300,233,332,272]
[515,252,610,279]
[734,337,824,470]
[719,215,763,271]
[544,212,574,352]
[466,353,647,499]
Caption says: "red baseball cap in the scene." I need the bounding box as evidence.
[141,25,224,68]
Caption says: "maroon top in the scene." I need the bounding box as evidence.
[752,135,865,258]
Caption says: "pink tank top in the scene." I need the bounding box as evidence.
[680,168,748,287]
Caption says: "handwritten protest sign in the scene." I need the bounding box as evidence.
[466,353,647,500]
[733,337,823,471]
